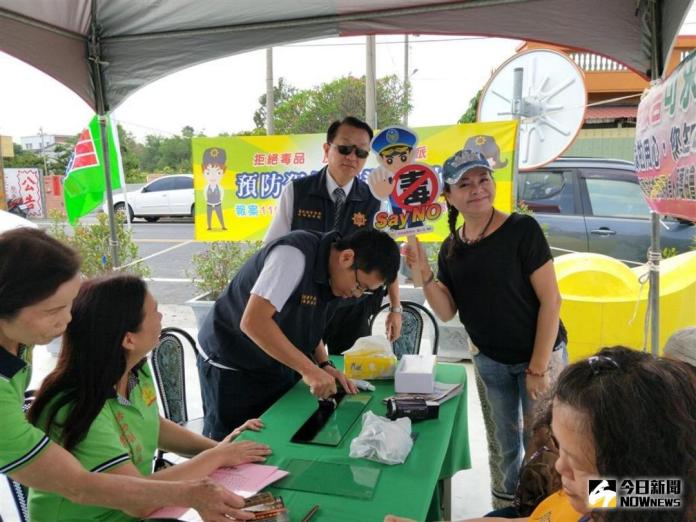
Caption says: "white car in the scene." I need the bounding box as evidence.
[0,209,38,233]
[105,174,194,222]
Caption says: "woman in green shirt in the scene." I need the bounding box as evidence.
[0,227,253,521]
[28,273,271,521]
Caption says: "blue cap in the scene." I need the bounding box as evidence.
[442,149,493,185]
[202,147,226,165]
[371,126,417,155]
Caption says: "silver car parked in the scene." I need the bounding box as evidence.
[517,157,695,265]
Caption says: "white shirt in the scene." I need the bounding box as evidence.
[250,245,305,312]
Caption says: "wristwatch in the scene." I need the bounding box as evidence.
[319,360,336,369]
[389,306,403,314]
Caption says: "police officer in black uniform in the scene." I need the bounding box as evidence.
[197,228,400,440]
[264,117,403,355]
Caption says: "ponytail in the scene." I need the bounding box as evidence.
[446,203,460,258]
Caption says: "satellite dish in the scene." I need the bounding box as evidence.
[478,49,587,170]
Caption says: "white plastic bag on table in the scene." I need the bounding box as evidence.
[349,411,413,465]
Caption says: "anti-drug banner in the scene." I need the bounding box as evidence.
[367,125,443,237]
[192,121,518,241]
[635,52,696,221]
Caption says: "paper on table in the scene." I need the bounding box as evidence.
[149,463,288,519]
[383,381,463,405]
[211,463,288,496]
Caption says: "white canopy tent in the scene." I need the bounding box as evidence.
[2,0,692,353]
[1,0,691,114]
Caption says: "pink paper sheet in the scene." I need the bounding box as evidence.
[150,463,288,519]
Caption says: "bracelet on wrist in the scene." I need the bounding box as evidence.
[319,360,336,370]
[423,271,435,286]
[525,367,548,377]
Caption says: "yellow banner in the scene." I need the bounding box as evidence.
[192,121,518,241]
[0,136,13,158]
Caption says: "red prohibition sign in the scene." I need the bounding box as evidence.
[392,163,440,212]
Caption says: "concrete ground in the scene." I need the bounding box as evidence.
[1,304,493,522]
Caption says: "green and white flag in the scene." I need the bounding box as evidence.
[63,115,123,224]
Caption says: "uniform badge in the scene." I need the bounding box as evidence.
[300,294,317,306]
[352,212,367,227]
[297,209,322,220]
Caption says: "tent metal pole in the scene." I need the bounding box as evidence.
[89,6,120,268]
[365,35,377,128]
[266,48,275,135]
[97,114,120,268]
[647,0,662,355]
[649,212,660,355]
[511,67,522,209]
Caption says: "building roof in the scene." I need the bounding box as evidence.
[585,106,637,120]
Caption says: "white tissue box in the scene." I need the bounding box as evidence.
[394,354,436,394]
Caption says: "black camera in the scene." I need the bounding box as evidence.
[385,398,439,421]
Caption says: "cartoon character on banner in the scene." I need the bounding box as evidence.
[367,125,442,286]
[368,125,418,222]
[202,147,227,231]
[463,134,508,170]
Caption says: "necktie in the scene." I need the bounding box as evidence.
[333,187,346,229]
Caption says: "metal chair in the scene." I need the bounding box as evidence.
[150,327,204,467]
[369,300,440,358]
[3,391,34,522]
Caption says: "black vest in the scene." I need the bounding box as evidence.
[290,167,380,236]
[198,230,340,373]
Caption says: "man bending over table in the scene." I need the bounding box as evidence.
[197,228,400,440]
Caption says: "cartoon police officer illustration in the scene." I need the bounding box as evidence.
[202,147,227,230]
[463,134,508,169]
[368,125,418,202]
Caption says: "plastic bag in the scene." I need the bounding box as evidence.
[349,411,413,465]
[342,335,397,380]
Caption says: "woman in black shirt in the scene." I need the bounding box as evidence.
[407,149,567,505]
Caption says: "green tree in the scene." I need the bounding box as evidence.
[137,127,194,174]
[4,139,77,175]
[255,75,409,134]
[3,144,44,168]
[48,210,150,278]
[116,124,144,182]
[253,77,298,129]
[157,134,191,172]
[236,128,268,136]
[139,134,163,173]
[48,141,76,175]
[458,89,482,124]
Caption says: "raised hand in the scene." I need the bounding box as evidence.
[368,166,396,200]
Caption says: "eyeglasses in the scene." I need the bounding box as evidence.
[352,268,375,296]
[331,143,370,159]
[587,355,620,375]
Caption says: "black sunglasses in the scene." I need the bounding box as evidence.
[332,143,370,159]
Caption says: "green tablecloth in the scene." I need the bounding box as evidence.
[238,359,470,522]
